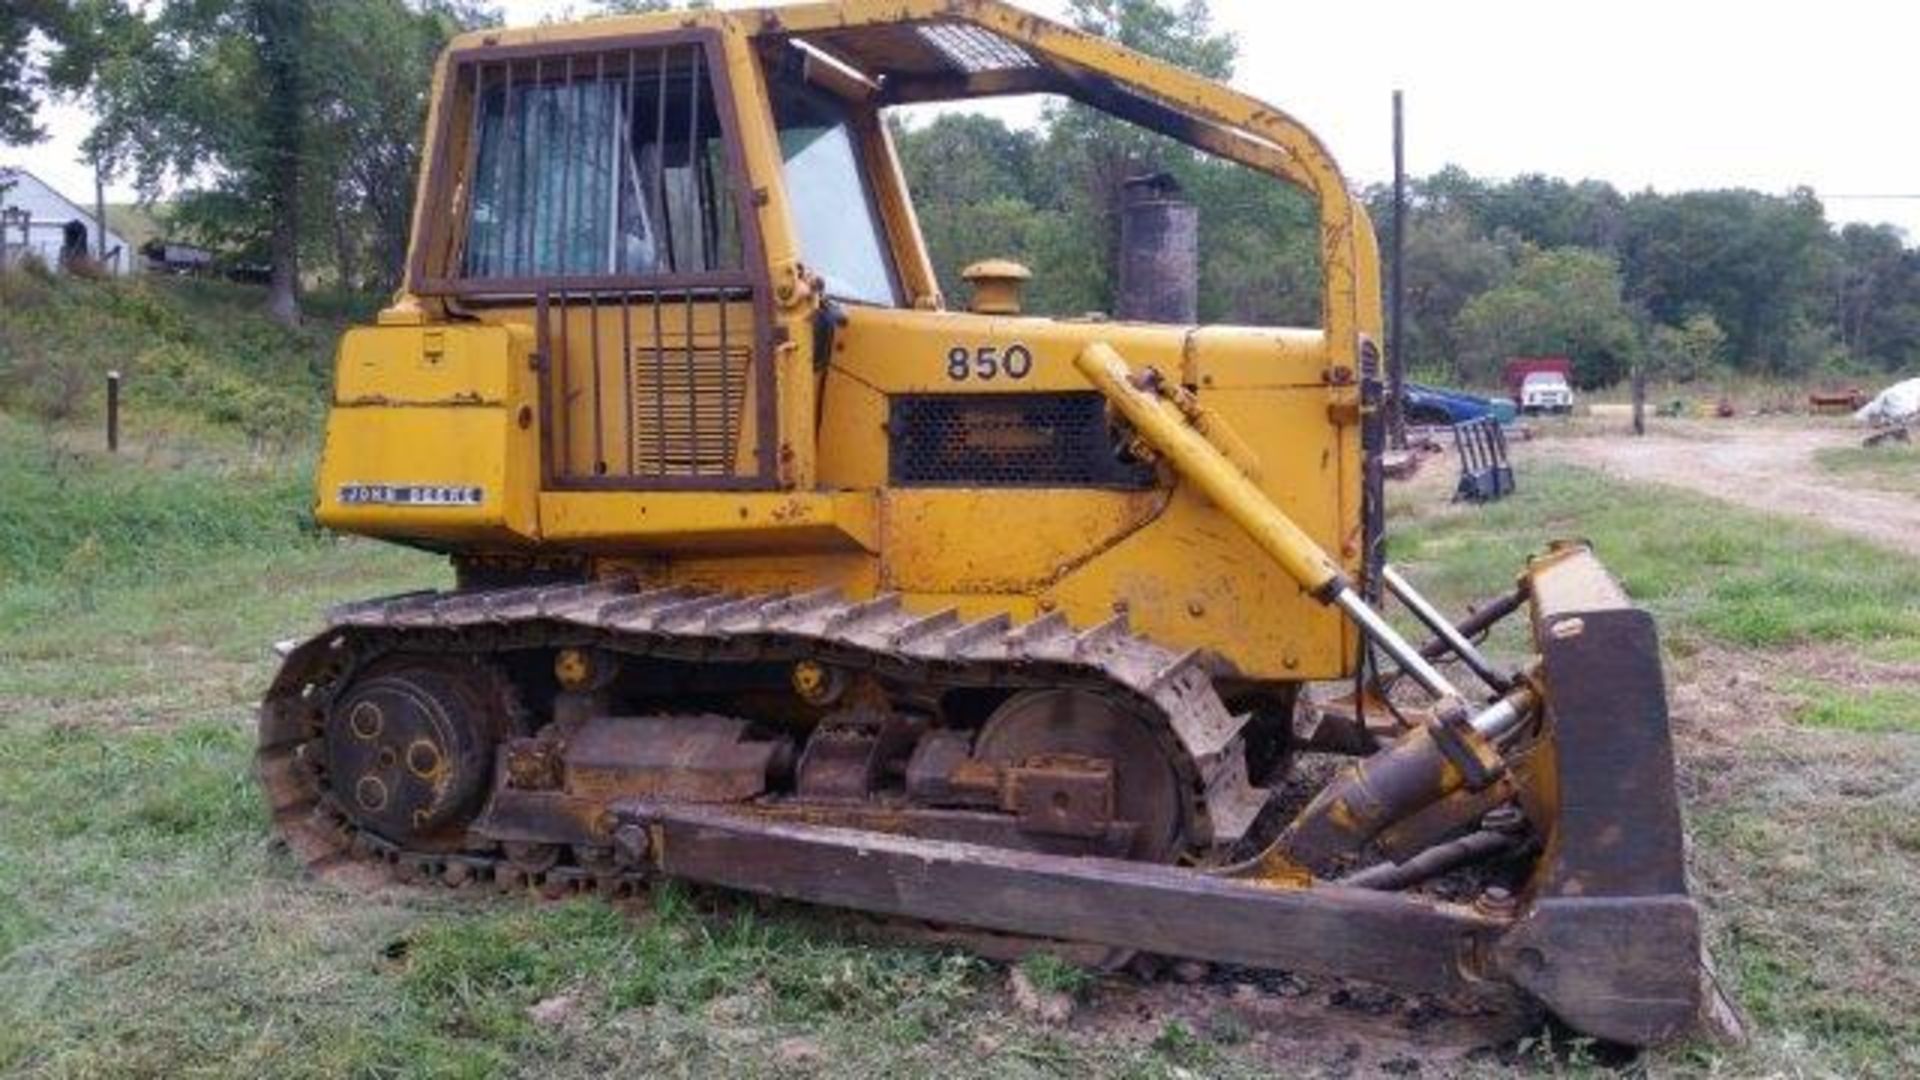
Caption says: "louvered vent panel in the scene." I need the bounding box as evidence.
[628,337,751,477]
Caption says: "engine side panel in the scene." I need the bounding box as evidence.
[315,322,542,546]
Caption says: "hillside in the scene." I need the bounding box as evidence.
[0,270,373,455]
[0,267,377,616]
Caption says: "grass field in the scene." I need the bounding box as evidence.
[3,381,1919,1075]
[0,420,1241,1078]
[1815,440,1920,495]
[1392,464,1920,1077]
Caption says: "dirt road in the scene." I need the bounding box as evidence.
[1529,420,1920,558]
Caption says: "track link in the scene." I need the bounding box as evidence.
[257,579,1266,893]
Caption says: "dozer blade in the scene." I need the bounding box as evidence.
[1493,545,1739,1046]
[607,546,1735,1049]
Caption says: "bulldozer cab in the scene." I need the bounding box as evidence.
[411,33,775,488]
[399,1,1377,495]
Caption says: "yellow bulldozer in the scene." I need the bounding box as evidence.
[261,0,1733,1048]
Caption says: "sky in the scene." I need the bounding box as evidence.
[8,0,1920,238]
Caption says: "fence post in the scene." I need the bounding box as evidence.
[106,370,121,453]
[1632,363,1647,436]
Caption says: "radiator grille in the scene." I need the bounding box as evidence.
[629,338,750,476]
[889,393,1157,489]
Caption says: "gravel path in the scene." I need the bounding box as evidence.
[1529,420,1920,558]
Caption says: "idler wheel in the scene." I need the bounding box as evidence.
[974,689,1188,862]
[324,658,500,850]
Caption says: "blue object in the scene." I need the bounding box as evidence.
[1404,382,1516,427]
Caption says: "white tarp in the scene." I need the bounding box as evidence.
[1855,378,1920,425]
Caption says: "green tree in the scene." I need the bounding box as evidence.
[309,1,486,291]
[1396,207,1512,380]
[75,0,319,322]
[75,0,481,318]
[1476,174,1626,253]
[0,2,74,144]
[1646,312,1728,383]
[1454,247,1640,388]
[1039,0,1237,312]
[894,113,1045,212]
[1064,0,1235,77]
[1412,165,1493,226]
[1621,187,1831,372]
[894,114,1056,304]
[1181,158,1319,327]
[1832,222,1920,372]
[894,0,1293,322]
[254,0,310,323]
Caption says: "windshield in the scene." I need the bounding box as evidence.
[771,79,899,306]
[461,47,742,281]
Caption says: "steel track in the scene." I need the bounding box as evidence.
[256,578,1267,894]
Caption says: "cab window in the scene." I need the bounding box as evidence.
[770,77,899,307]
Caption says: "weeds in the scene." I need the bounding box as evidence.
[1788,682,1920,734]
[600,891,983,1037]
[1814,442,1920,495]
[1149,1019,1212,1067]
[0,415,318,592]
[1017,951,1094,1000]
[0,271,339,445]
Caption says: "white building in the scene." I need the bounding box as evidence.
[0,166,136,275]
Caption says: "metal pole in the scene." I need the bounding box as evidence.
[106,370,121,453]
[1381,565,1510,692]
[1332,587,1463,702]
[1388,90,1408,451]
[1079,342,1469,703]
[1467,687,1533,742]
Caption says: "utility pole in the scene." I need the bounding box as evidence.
[1388,90,1408,450]
[94,154,108,265]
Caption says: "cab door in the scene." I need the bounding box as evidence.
[415,32,777,490]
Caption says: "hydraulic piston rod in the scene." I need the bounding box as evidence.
[1332,588,1462,700]
[1383,564,1511,693]
[1075,343,1463,702]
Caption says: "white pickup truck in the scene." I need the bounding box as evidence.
[1520,371,1575,415]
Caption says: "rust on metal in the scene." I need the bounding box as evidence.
[563,715,791,803]
[260,577,1264,871]
[632,798,1512,1000]
[258,549,1730,1048]
[1003,754,1116,839]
